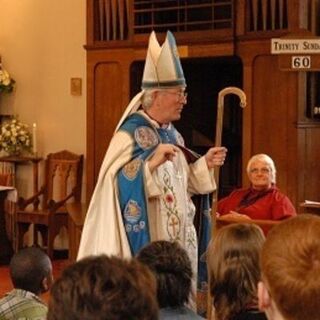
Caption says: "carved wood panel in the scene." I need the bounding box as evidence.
[251,54,299,207]
[298,125,320,202]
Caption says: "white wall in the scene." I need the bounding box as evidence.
[0,0,86,197]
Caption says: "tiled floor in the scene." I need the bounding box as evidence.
[0,259,70,303]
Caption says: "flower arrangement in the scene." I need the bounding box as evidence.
[0,63,15,94]
[0,117,32,156]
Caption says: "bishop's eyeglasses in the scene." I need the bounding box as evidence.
[163,90,188,99]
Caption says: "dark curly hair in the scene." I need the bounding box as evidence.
[47,255,158,320]
[137,240,192,308]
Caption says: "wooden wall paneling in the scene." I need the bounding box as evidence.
[86,51,132,201]
[236,35,305,210]
[86,54,96,202]
[252,55,297,200]
[296,73,308,210]
[87,0,94,45]
[261,0,268,31]
[188,42,234,58]
[287,0,309,31]
[284,71,299,208]
[301,125,320,203]
[251,0,258,31]
[297,126,307,208]
[252,55,286,164]
[237,40,273,187]
[93,62,122,174]
[98,0,105,41]
[307,127,320,201]
[234,0,246,36]
[238,53,253,187]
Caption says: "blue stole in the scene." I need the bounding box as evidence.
[117,113,159,254]
[197,195,212,316]
[117,113,211,308]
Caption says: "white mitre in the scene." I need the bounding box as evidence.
[115,30,186,132]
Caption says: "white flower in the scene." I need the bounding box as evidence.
[0,117,32,155]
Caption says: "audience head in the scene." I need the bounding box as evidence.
[47,255,158,320]
[207,223,265,320]
[137,240,192,308]
[9,247,53,295]
[258,214,320,320]
[246,154,276,188]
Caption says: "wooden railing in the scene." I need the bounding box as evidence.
[245,0,320,34]
[247,0,288,32]
[310,0,320,35]
[87,0,319,46]
[95,0,130,41]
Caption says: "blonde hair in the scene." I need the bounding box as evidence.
[246,153,276,183]
[207,223,265,320]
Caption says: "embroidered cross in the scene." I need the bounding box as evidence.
[169,216,179,237]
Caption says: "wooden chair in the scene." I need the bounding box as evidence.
[15,150,83,259]
[215,214,282,235]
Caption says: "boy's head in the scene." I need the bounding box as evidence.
[258,214,320,320]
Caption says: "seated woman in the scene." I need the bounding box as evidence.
[207,223,267,320]
[218,154,296,223]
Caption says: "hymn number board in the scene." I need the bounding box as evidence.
[271,38,320,120]
[271,38,320,71]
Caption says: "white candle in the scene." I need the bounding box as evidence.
[32,123,37,154]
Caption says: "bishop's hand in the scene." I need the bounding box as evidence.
[205,146,227,169]
[147,144,179,173]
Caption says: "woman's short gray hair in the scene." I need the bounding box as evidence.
[246,153,276,183]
